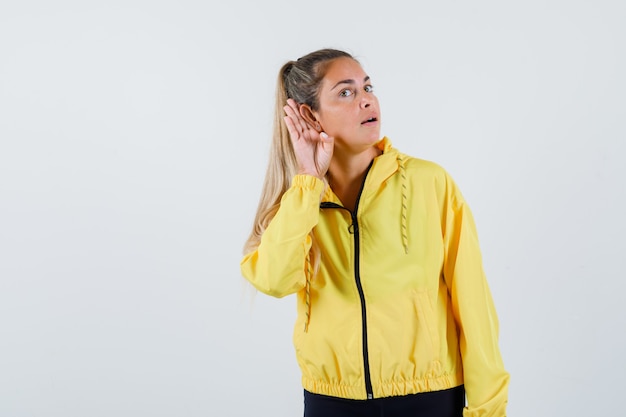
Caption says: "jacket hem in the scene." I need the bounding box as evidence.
[302,371,464,400]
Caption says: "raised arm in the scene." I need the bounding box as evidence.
[240,175,324,298]
[241,99,333,298]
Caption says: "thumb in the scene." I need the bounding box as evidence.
[320,131,333,144]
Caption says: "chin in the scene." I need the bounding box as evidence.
[367,132,382,143]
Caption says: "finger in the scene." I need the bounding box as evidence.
[286,99,312,133]
[320,132,334,151]
[283,115,300,142]
[285,99,303,124]
[283,105,305,138]
[283,102,298,121]
[286,98,299,111]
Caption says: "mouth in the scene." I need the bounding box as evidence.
[361,117,378,125]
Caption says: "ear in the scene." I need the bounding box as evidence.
[299,104,321,131]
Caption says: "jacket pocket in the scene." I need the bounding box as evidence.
[413,289,441,360]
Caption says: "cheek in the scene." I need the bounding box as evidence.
[321,115,347,135]
[317,104,355,133]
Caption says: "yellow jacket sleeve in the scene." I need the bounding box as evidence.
[442,176,510,417]
[240,175,325,298]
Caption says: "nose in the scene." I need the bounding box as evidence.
[360,96,371,109]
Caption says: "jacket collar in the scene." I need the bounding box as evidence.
[321,137,400,203]
[369,137,400,186]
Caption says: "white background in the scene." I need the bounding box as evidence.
[1,1,624,416]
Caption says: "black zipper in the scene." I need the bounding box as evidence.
[319,162,375,399]
[351,208,374,399]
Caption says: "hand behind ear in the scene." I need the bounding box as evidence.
[283,99,334,179]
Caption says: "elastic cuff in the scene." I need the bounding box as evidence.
[292,174,324,192]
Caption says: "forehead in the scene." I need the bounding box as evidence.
[322,57,367,84]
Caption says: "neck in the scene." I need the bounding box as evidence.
[327,146,382,211]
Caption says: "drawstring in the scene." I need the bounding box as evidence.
[397,155,409,254]
[304,253,312,332]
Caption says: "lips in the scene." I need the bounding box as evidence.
[361,116,378,125]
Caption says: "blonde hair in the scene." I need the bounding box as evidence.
[243,49,356,256]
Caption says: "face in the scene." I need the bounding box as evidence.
[311,57,381,151]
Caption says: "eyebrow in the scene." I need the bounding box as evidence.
[330,76,371,91]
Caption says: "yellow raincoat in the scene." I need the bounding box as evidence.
[241,138,509,416]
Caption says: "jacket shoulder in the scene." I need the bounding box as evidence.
[397,153,451,182]
[395,152,466,207]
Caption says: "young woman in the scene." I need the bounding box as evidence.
[240,48,509,417]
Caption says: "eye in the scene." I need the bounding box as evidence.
[364,84,374,93]
[339,89,353,97]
